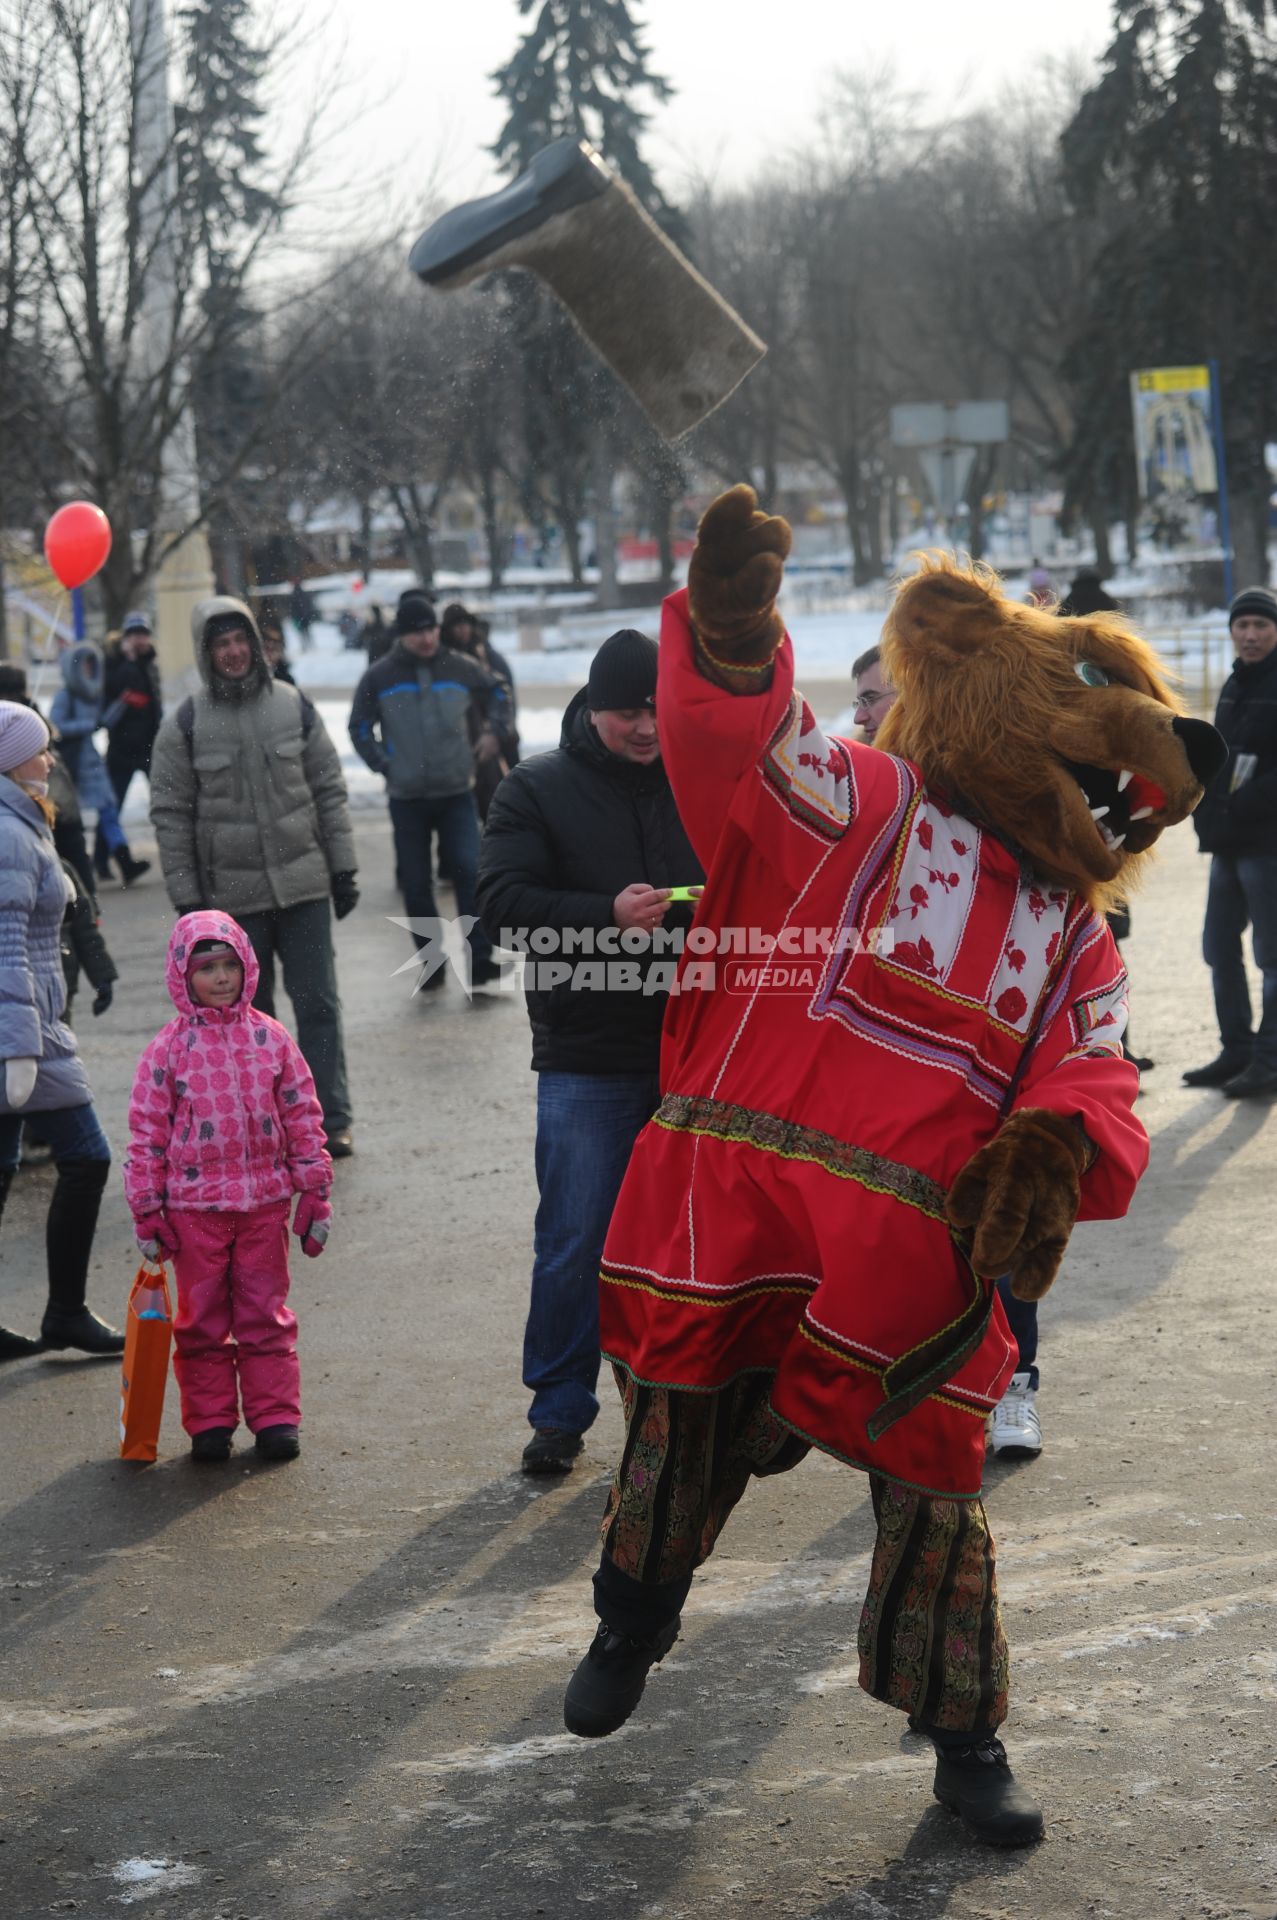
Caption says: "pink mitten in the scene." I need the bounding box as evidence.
[294,1193,331,1258]
[134,1212,179,1261]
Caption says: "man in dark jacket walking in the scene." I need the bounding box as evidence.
[350,591,507,984]
[477,629,703,1474]
[1184,586,1277,1098]
[103,611,163,807]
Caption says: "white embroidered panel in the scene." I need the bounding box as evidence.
[881,802,982,983]
[1066,971,1129,1057]
[765,698,853,836]
[986,879,1071,1031]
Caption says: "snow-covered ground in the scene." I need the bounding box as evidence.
[111,576,1236,835]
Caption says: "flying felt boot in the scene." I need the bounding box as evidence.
[409,136,766,444]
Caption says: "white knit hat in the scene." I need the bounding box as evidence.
[0,700,51,774]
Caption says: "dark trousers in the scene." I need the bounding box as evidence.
[238,898,351,1134]
[0,1102,111,1312]
[388,793,491,968]
[593,1368,1008,1735]
[1202,852,1277,1070]
[996,1275,1038,1389]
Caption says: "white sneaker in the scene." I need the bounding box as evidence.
[990,1372,1042,1457]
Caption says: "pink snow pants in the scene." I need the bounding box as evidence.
[168,1201,300,1436]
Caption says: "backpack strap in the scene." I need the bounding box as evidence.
[177,687,314,756]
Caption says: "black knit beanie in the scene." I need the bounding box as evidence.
[1228,586,1277,631]
[397,592,437,636]
[587,629,658,711]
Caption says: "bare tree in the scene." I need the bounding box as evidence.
[0,0,327,623]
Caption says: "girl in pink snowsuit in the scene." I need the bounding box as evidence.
[124,912,332,1463]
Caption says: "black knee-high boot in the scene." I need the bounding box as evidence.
[0,1167,43,1360]
[40,1156,123,1354]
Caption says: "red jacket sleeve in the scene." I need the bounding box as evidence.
[1012,912,1147,1222]
[657,588,795,871]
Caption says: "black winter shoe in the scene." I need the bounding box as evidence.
[0,1325,42,1361]
[190,1427,234,1463]
[563,1616,681,1737]
[114,849,150,887]
[932,1736,1044,1847]
[325,1130,354,1159]
[1221,1060,1277,1100]
[255,1425,300,1461]
[521,1427,583,1475]
[1183,1048,1252,1087]
[39,1306,124,1355]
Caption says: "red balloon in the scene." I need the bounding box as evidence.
[43,501,112,590]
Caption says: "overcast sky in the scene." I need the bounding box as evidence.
[297,0,1120,224]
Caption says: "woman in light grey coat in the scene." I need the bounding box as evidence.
[0,701,122,1360]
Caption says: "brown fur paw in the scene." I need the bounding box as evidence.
[946,1107,1088,1296]
[688,485,792,663]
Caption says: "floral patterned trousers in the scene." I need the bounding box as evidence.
[596,1367,1008,1735]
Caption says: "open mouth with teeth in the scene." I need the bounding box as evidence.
[1060,758,1168,856]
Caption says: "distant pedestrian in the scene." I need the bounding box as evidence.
[1184,585,1277,1098]
[288,580,316,651]
[0,701,123,1361]
[1027,559,1054,608]
[149,597,359,1158]
[349,590,507,987]
[51,642,151,886]
[260,625,296,685]
[124,913,333,1462]
[361,604,392,664]
[1058,567,1119,618]
[103,611,163,813]
[477,629,703,1474]
[445,608,520,819]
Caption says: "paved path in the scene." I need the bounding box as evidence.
[1,814,1273,1919]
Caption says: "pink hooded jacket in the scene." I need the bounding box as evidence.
[124,911,331,1219]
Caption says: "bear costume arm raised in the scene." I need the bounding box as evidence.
[659,486,874,876]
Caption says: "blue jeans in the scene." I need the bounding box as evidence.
[0,1099,110,1172]
[1202,853,1277,1070]
[525,1071,661,1433]
[996,1275,1038,1390]
[389,793,491,969]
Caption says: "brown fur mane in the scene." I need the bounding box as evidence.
[875,552,1189,913]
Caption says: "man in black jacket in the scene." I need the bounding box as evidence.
[478,630,703,1475]
[1184,586,1277,1098]
[103,612,163,803]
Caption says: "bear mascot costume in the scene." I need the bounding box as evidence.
[560,486,1225,1846]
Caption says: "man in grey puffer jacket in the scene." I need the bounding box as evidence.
[149,597,359,1155]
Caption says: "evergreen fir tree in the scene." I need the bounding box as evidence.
[492,1,680,590]
[1060,1,1277,586]
[493,0,675,224]
[173,0,283,590]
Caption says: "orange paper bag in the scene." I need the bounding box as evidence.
[119,1264,174,1462]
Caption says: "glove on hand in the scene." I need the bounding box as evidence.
[946,1107,1092,1302]
[294,1192,331,1257]
[5,1057,38,1110]
[687,484,793,666]
[134,1212,179,1262]
[331,872,359,921]
[92,983,113,1017]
